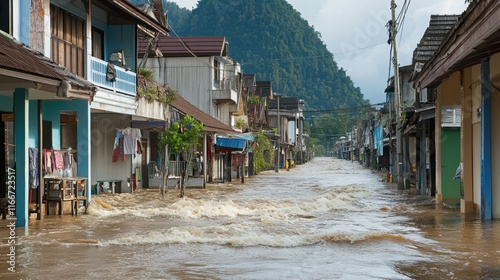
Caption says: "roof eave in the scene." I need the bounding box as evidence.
[109,0,169,35]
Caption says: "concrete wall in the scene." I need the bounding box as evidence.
[90,113,139,193]
[471,65,482,212]
[435,71,461,203]
[145,57,214,116]
[490,53,500,218]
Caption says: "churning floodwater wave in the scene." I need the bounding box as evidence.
[86,184,375,219]
[82,176,421,248]
[100,226,413,247]
[4,158,498,280]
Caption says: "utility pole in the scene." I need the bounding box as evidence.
[275,94,281,172]
[390,0,404,189]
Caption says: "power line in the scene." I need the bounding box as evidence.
[302,102,384,113]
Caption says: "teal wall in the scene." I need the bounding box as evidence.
[441,127,461,200]
[0,95,13,111]
[43,99,90,184]
[14,89,29,227]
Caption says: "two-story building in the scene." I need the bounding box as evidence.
[1,0,168,226]
[138,36,249,183]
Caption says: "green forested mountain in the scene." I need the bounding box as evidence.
[130,0,369,149]
[163,0,368,112]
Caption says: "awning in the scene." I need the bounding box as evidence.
[216,136,246,150]
[416,105,436,121]
[233,134,255,141]
[130,120,166,131]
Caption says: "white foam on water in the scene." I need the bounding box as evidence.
[86,185,374,220]
[101,226,408,247]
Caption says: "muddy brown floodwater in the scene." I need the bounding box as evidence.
[0,157,499,279]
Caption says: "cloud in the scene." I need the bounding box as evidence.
[287,0,468,103]
[169,0,468,103]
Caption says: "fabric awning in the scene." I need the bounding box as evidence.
[216,136,246,150]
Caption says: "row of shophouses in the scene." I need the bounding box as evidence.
[335,0,500,220]
[0,0,309,227]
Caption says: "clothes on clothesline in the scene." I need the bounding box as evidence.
[29,147,39,189]
[112,128,143,162]
[42,149,77,176]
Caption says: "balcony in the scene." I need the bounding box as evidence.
[213,79,238,104]
[90,57,136,96]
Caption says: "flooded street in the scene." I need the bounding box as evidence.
[1,157,499,279]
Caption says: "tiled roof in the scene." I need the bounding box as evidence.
[138,36,227,57]
[412,15,460,65]
[170,95,236,134]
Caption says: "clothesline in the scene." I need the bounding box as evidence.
[112,128,143,162]
[28,148,78,189]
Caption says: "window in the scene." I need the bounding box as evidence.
[50,5,85,77]
[92,27,104,60]
[0,0,12,34]
[214,60,220,81]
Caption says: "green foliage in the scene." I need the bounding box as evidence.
[159,115,204,153]
[235,118,247,130]
[137,68,177,105]
[139,68,155,81]
[314,145,326,157]
[158,115,204,197]
[253,130,273,174]
[247,95,263,104]
[167,0,369,148]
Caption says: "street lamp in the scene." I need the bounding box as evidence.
[275,93,281,172]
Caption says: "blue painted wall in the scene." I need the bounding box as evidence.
[18,0,30,44]
[107,25,136,70]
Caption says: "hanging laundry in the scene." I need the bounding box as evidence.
[53,150,64,170]
[29,147,39,188]
[44,149,52,173]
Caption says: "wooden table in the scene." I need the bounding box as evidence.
[44,177,87,215]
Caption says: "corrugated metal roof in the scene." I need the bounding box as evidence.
[268,97,300,110]
[0,32,96,97]
[138,36,227,57]
[0,33,64,82]
[412,15,460,65]
[255,81,273,98]
[170,94,236,134]
[215,136,246,150]
[95,0,168,35]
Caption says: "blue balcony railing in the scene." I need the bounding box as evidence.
[90,57,136,96]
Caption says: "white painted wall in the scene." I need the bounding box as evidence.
[144,57,214,116]
[90,113,133,192]
[471,65,482,209]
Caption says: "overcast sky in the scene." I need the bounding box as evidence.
[168,0,469,103]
